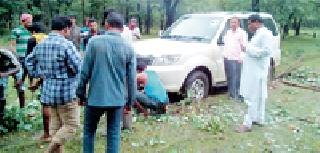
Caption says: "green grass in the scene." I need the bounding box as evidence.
[1,30,320,153]
[0,35,9,47]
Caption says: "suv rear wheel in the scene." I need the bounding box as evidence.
[184,71,209,102]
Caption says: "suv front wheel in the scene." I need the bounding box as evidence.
[183,71,209,102]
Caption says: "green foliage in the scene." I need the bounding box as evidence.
[285,66,320,87]
[0,100,42,134]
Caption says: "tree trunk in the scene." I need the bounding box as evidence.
[164,0,180,28]
[160,13,164,30]
[145,0,151,34]
[295,19,301,36]
[137,2,143,33]
[252,0,259,12]
[283,24,289,39]
[125,0,129,24]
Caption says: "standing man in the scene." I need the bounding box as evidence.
[26,16,81,152]
[103,9,133,43]
[223,17,247,101]
[10,13,33,108]
[83,18,101,50]
[77,12,136,153]
[26,22,51,142]
[236,14,273,133]
[68,15,81,51]
[128,17,141,41]
[0,49,20,123]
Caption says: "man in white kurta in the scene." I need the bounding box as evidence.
[236,14,273,133]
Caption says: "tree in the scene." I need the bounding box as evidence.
[163,0,180,28]
[145,0,151,34]
[252,0,259,12]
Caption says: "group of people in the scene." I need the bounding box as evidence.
[223,15,273,133]
[0,10,166,153]
[0,10,273,152]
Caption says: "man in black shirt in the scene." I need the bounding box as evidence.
[0,48,20,123]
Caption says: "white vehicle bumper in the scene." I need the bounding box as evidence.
[146,65,187,92]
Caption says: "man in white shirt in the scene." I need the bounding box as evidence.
[236,14,273,133]
[223,17,247,101]
[128,18,141,41]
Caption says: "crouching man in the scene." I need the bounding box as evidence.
[135,65,168,114]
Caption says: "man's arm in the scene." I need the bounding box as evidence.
[25,46,39,78]
[246,32,272,58]
[126,46,137,107]
[0,67,19,78]
[240,30,248,51]
[10,29,17,53]
[76,39,94,102]
[65,42,82,76]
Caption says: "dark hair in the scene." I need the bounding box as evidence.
[137,63,146,71]
[69,14,76,19]
[29,22,45,33]
[104,9,115,20]
[106,12,124,28]
[248,14,263,23]
[51,16,72,31]
[88,18,96,24]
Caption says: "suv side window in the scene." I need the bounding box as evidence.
[262,18,278,36]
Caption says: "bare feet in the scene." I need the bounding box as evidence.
[235,125,252,133]
[39,135,52,142]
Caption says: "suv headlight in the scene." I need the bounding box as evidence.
[152,55,181,66]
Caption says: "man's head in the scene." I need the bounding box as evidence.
[103,9,116,21]
[20,13,33,28]
[130,18,137,25]
[105,12,124,32]
[69,15,77,26]
[88,19,98,32]
[28,22,45,34]
[230,17,240,31]
[51,16,72,37]
[248,14,263,33]
[83,17,90,27]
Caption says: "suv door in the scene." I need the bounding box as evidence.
[215,19,231,84]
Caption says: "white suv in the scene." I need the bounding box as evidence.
[133,12,281,100]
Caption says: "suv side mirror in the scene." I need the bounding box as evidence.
[217,35,224,45]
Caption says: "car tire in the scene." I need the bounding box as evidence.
[183,70,209,102]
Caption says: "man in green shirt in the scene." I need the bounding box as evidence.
[10,13,33,108]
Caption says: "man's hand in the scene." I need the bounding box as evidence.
[77,97,86,106]
[78,101,86,106]
[15,79,23,88]
[0,73,8,78]
[10,40,16,53]
[124,105,132,112]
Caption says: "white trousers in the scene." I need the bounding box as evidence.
[243,89,266,128]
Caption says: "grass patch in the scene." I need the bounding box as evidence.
[0,35,9,47]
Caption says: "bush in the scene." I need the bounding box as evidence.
[0,100,42,134]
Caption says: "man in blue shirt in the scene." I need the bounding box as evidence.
[136,65,168,114]
[26,16,81,152]
[77,12,136,153]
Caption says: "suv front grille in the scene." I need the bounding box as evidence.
[137,55,154,66]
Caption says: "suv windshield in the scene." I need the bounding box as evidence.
[161,15,223,43]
